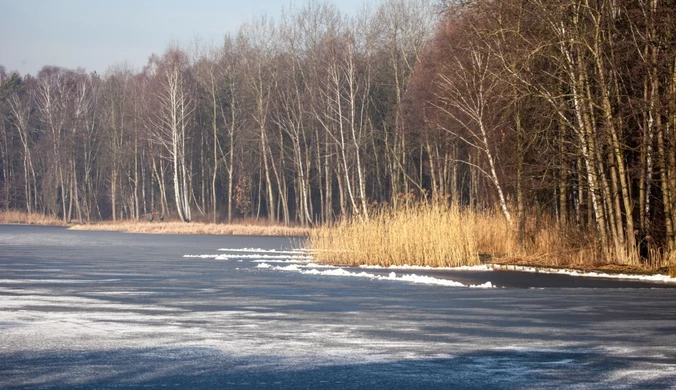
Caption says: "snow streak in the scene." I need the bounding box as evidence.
[185,248,675,287]
[257,263,494,288]
[187,247,495,288]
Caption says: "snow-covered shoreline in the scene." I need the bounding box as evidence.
[487,264,676,284]
[256,262,495,288]
[359,263,676,284]
[188,247,676,286]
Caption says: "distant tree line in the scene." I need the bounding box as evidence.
[1,0,675,263]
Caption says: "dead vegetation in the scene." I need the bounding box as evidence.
[310,203,480,268]
[0,210,67,226]
[309,202,673,275]
[0,210,308,236]
[68,219,309,236]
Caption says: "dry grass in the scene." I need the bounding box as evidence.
[310,203,481,267]
[1,209,308,236]
[69,220,310,236]
[471,208,519,256]
[512,215,674,271]
[669,252,676,278]
[0,210,66,226]
[309,202,673,274]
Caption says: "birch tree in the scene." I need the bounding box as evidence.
[148,49,195,222]
[434,33,513,225]
[7,80,37,214]
[239,19,279,222]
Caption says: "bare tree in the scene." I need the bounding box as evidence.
[148,48,195,222]
[434,34,513,225]
[239,18,280,222]
[7,80,37,214]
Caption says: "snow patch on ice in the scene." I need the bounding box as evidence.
[218,248,307,255]
[359,264,493,272]
[187,247,675,285]
[185,253,311,262]
[397,273,494,288]
[250,259,305,264]
[303,262,340,269]
[256,263,494,288]
[490,264,676,284]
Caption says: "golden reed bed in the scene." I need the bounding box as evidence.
[0,210,66,226]
[69,221,310,236]
[309,203,675,274]
[0,210,308,236]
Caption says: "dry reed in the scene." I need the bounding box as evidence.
[310,203,481,267]
[69,220,310,236]
[669,252,676,278]
[0,210,66,226]
[310,202,673,273]
[471,208,518,256]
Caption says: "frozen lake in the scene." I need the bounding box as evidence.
[1,225,675,389]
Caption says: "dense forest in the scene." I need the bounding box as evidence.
[1,0,676,265]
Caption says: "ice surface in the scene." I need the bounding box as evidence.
[1,228,675,389]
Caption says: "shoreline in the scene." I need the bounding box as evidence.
[318,260,673,279]
[353,262,675,281]
[2,222,672,278]
[68,221,311,237]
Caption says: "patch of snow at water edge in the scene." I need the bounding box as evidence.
[256,263,495,288]
[397,273,494,288]
[303,268,379,278]
[359,264,494,272]
[185,253,311,262]
[183,254,222,259]
[218,248,307,255]
[250,259,305,264]
[452,265,495,271]
[188,247,674,284]
[490,264,676,284]
[303,262,340,268]
[268,264,302,272]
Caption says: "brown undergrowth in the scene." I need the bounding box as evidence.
[1,210,309,236]
[69,219,310,236]
[0,210,66,226]
[310,203,480,267]
[309,202,673,275]
[669,252,676,278]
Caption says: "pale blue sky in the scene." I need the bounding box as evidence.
[1,0,367,76]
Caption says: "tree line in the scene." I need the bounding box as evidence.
[1,0,675,264]
[413,0,676,263]
[409,0,675,264]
